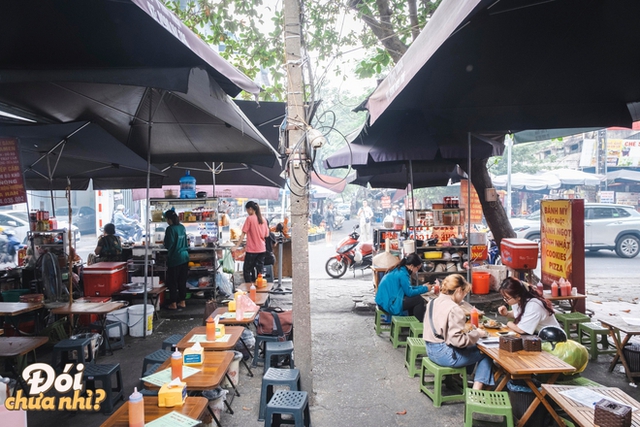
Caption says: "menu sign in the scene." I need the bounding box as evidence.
[0,138,26,207]
[540,199,585,312]
[459,179,483,224]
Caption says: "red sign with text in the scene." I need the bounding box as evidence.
[459,179,483,224]
[0,138,26,207]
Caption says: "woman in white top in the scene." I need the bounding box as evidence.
[498,277,560,335]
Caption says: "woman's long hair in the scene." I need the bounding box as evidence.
[164,209,180,225]
[499,277,554,324]
[245,201,264,225]
[391,253,422,272]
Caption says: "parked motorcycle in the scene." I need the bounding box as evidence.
[325,225,373,278]
[114,221,144,243]
[332,214,345,230]
[487,239,502,265]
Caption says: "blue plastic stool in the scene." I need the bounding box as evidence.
[264,390,310,427]
[141,349,171,378]
[253,334,280,368]
[264,341,295,374]
[259,368,301,421]
[52,336,95,372]
[83,363,124,414]
[161,334,184,350]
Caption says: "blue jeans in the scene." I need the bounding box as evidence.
[425,342,494,386]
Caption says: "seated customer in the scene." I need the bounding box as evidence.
[94,223,123,262]
[375,253,430,321]
[423,274,493,390]
[498,277,560,335]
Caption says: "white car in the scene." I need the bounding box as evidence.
[511,204,640,258]
[0,210,80,244]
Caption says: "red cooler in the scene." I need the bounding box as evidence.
[83,262,127,296]
[500,238,539,270]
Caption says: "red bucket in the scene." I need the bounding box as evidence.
[472,271,491,295]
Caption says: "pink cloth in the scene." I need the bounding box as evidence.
[242,214,269,253]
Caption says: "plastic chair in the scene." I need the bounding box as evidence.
[264,390,310,427]
[555,312,590,339]
[420,356,467,407]
[90,320,125,352]
[264,341,295,374]
[578,322,619,361]
[52,336,95,372]
[390,315,418,348]
[259,368,301,421]
[83,363,124,414]
[253,334,280,368]
[161,334,184,350]
[405,337,427,377]
[374,306,391,335]
[141,349,171,378]
[409,321,423,338]
[464,389,514,427]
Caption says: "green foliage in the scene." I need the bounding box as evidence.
[488,140,563,175]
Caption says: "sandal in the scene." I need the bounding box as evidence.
[178,301,186,308]
[165,303,178,310]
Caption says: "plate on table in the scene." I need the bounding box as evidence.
[482,320,503,329]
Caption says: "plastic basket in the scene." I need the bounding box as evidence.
[623,345,640,373]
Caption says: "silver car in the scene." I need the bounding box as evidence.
[512,203,640,258]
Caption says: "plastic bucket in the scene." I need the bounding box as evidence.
[222,351,243,387]
[403,240,415,254]
[128,304,154,337]
[471,271,491,295]
[106,307,129,337]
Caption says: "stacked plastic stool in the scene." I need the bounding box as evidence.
[90,320,125,352]
[555,312,590,339]
[259,368,301,421]
[162,334,184,350]
[578,322,619,361]
[264,390,310,427]
[405,337,428,378]
[420,356,467,407]
[409,321,423,338]
[52,336,95,372]
[464,389,514,427]
[390,315,418,348]
[253,335,280,368]
[83,363,124,414]
[374,306,391,335]
[264,341,295,373]
[141,349,172,377]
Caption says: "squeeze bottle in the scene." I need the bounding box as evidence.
[249,284,257,302]
[236,299,244,321]
[536,282,544,296]
[470,307,479,328]
[171,350,183,380]
[128,387,144,427]
[551,281,559,297]
[206,316,216,341]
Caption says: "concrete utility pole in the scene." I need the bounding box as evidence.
[284,0,314,395]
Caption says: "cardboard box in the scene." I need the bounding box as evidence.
[500,238,539,270]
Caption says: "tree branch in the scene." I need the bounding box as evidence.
[407,0,421,41]
[349,0,408,63]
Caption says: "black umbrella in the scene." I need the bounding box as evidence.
[0,121,165,191]
[364,0,640,131]
[350,161,465,189]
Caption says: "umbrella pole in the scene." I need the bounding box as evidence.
[66,183,73,303]
[142,90,153,338]
[408,160,417,243]
[467,132,472,301]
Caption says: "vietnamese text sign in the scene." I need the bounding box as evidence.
[459,179,483,224]
[0,138,26,207]
[581,137,640,168]
[381,196,391,209]
[599,191,615,204]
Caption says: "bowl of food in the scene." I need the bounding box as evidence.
[482,319,503,329]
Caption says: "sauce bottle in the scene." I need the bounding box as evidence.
[171,350,182,380]
[470,307,479,328]
[249,283,257,302]
[433,282,440,296]
[236,298,244,321]
[206,316,216,341]
[128,387,144,427]
[551,281,559,297]
[536,282,544,296]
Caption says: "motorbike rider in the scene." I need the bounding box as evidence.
[113,204,138,238]
[325,203,335,246]
[0,226,21,264]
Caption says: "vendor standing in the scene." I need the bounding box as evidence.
[164,209,189,310]
[375,253,430,321]
[233,201,269,283]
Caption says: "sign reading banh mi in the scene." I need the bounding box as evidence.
[540,199,585,313]
[0,137,26,207]
[459,179,483,225]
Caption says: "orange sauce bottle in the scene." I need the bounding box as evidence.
[249,284,257,302]
[470,307,479,328]
[170,350,182,380]
[206,316,216,341]
[128,387,144,427]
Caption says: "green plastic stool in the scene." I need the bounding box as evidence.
[375,307,392,336]
[578,322,619,361]
[409,321,423,338]
[405,337,427,378]
[390,316,418,348]
[465,389,514,427]
[420,357,467,407]
[560,417,577,427]
[555,312,590,339]
[556,375,602,387]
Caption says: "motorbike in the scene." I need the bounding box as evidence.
[325,225,373,278]
[114,221,144,243]
[332,214,345,230]
[487,238,502,265]
[0,229,21,264]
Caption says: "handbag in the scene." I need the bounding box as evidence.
[255,307,293,341]
[263,232,276,266]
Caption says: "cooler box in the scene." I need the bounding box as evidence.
[83,262,127,296]
[500,238,538,270]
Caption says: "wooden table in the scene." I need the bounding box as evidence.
[237,281,274,293]
[545,293,587,312]
[0,336,48,393]
[0,302,44,316]
[211,307,258,326]
[144,350,233,392]
[100,396,208,427]
[112,286,166,320]
[51,301,125,354]
[176,326,243,351]
[542,385,640,427]
[479,346,576,427]
[599,317,640,383]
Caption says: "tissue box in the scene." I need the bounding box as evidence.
[594,398,632,427]
[183,346,204,366]
[158,381,187,407]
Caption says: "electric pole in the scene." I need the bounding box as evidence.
[284,0,314,395]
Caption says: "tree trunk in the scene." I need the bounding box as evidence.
[460,158,516,248]
[407,0,421,41]
[349,0,408,62]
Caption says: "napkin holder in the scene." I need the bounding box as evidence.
[183,341,204,366]
[158,379,187,408]
[522,336,541,352]
[594,398,632,427]
[499,335,523,352]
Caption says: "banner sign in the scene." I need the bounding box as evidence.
[540,199,585,312]
[0,138,26,207]
[581,137,640,168]
[381,196,391,209]
[459,179,483,224]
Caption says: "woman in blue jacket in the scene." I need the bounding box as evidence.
[375,253,430,321]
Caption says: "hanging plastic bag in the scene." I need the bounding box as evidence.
[222,250,235,274]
